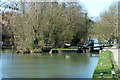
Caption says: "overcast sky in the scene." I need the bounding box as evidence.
[79,0,118,18]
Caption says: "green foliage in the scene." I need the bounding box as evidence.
[90,3,118,40]
[4,2,91,53]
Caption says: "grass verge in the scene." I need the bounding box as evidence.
[92,49,119,79]
[52,48,78,50]
[116,46,120,49]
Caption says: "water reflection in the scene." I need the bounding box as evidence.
[65,55,70,59]
[2,50,99,78]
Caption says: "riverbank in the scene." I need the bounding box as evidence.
[92,49,118,79]
[49,46,87,53]
[49,48,78,54]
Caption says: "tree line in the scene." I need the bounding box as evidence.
[1,2,92,53]
[89,3,118,43]
[1,2,118,53]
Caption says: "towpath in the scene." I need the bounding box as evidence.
[104,45,120,70]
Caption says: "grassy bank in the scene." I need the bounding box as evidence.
[52,48,77,50]
[116,46,120,49]
[52,46,78,50]
[92,49,118,79]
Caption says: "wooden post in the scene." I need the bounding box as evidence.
[90,52,92,56]
[89,46,93,52]
[11,45,14,54]
[84,48,86,53]
[112,63,114,68]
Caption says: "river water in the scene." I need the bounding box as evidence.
[1,49,99,78]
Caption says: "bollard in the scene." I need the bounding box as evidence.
[100,73,103,77]
[99,50,102,53]
[111,71,115,78]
